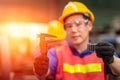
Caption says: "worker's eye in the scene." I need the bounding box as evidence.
[74,20,82,27]
[64,23,72,29]
[64,20,84,30]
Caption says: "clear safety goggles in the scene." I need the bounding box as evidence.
[64,20,88,30]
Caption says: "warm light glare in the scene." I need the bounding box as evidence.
[4,22,48,39]
[29,23,48,39]
[0,22,48,57]
[7,22,22,37]
[29,23,40,39]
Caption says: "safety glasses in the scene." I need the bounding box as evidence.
[64,20,88,30]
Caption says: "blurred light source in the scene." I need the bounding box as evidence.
[3,22,48,39]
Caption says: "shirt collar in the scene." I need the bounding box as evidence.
[67,41,94,57]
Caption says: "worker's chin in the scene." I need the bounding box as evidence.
[73,41,82,45]
[71,39,83,45]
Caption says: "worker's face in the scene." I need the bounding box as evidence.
[64,14,93,45]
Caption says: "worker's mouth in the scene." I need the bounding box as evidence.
[72,36,80,40]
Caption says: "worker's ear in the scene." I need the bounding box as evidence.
[87,21,93,31]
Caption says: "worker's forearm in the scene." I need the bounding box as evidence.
[109,56,120,75]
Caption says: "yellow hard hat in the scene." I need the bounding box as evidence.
[59,1,95,23]
[47,20,66,40]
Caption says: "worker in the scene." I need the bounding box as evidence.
[34,1,120,80]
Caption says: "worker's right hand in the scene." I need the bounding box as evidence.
[33,55,49,77]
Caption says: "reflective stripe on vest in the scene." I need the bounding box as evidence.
[63,63,102,74]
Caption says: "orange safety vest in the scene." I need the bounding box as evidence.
[55,44,105,80]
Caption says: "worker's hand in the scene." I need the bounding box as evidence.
[33,55,49,77]
[95,42,114,64]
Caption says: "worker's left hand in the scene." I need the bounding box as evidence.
[95,42,115,64]
[34,55,49,77]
